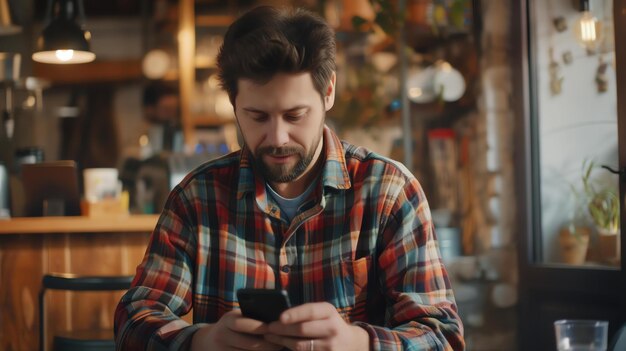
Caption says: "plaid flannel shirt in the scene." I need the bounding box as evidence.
[114,126,464,350]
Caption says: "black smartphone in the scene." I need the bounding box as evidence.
[237,288,291,323]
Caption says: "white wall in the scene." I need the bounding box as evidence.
[530,0,618,262]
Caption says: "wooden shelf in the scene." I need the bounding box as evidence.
[194,114,235,127]
[178,0,236,150]
[157,9,234,25]
[33,59,143,85]
[340,23,471,54]
[0,214,159,234]
[195,14,234,27]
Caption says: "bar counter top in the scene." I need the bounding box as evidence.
[0,214,160,234]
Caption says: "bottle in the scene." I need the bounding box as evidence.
[0,162,9,218]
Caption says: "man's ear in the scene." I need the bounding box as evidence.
[324,71,336,111]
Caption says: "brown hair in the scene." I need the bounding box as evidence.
[216,6,336,105]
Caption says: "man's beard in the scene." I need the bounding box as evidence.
[252,129,322,183]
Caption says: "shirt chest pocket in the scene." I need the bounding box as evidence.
[325,255,372,312]
[341,256,371,297]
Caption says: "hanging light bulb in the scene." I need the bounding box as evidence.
[573,0,603,51]
[32,0,95,64]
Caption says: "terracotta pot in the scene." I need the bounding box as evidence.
[407,0,430,26]
[558,227,590,265]
[597,228,621,266]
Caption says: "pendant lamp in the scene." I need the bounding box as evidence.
[572,0,603,51]
[32,0,95,64]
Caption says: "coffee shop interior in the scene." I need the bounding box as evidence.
[0,0,624,350]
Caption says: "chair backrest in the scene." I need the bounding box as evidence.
[609,323,626,351]
[42,273,133,291]
[39,273,134,351]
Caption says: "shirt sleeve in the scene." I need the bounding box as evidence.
[355,176,465,351]
[114,187,202,350]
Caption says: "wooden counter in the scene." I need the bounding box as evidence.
[0,215,159,350]
[0,214,160,234]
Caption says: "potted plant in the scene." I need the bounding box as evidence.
[558,194,591,265]
[557,160,602,265]
[581,160,621,264]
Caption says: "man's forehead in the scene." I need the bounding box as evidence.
[237,71,314,88]
[235,73,321,110]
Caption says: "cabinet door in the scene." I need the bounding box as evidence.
[513,0,626,350]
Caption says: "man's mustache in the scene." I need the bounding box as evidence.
[258,146,302,156]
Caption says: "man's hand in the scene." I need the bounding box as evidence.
[264,302,370,351]
[191,309,283,351]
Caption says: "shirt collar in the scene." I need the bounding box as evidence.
[236,125,351,199]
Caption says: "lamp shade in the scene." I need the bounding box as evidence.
[32,0,95,64]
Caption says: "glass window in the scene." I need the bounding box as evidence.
[529,0,620,267]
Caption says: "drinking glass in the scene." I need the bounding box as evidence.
[554,319,608,351]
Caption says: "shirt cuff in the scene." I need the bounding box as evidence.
[168,322,211,350]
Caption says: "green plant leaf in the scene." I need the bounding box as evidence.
[374,11,395,35]
[351,15,369,31]
[582,162,621,231]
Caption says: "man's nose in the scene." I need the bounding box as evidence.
[266,118,290,146]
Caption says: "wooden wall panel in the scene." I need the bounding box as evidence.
[68,234,124,332]
[0,235,44,351]
[121,235,151,275]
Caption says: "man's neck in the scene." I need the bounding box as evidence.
[270,168,318,199]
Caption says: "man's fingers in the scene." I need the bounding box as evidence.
[264,334,321,351]
[279,302,336,324]
[267,319,335,338]
[269,302,340,338]
[215,313,282,351]
[224,310,270,335]
[218,327,283,351]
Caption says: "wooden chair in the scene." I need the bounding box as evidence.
[39,273,133,351]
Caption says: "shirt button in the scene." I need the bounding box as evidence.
[280,265,290,273]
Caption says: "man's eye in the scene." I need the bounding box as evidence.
[252,114,268,122]
[285,113,304,121]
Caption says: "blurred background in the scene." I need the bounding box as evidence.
[0,1,624,350]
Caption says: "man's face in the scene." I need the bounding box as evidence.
[234,72,335,183]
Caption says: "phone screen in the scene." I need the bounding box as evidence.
[237,288,291,323]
